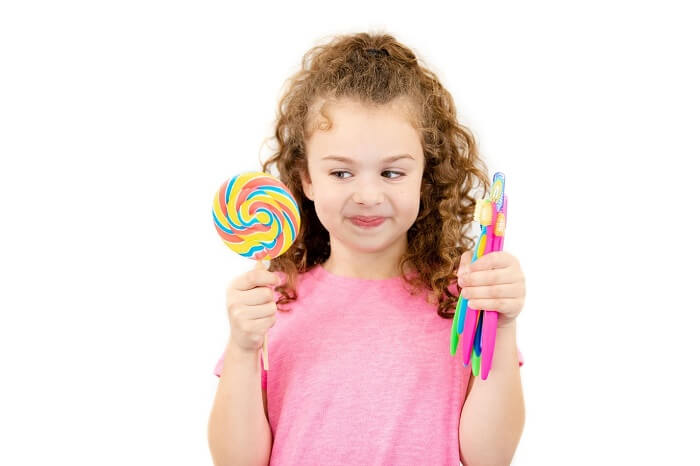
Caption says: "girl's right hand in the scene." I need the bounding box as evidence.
[225,264,280,354]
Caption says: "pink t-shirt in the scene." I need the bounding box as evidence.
[214,263,523,465]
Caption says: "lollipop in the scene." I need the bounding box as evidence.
[212,171,301,370]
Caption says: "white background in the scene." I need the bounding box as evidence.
[1,1,698,464]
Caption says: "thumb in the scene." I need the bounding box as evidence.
[255,260,266,271]
[459,249,474,274]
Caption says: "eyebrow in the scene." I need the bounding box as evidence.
[321,154,415,163]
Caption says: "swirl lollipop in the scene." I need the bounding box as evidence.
[212,171,301,369]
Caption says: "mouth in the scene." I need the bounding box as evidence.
[349,216,386,227]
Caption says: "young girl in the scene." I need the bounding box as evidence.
[209,32,526,466]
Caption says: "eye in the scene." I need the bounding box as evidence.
[383,170,404,179]
[329,170,405,179]
[330,170,351,179]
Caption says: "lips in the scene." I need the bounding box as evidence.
[350,216,385,227]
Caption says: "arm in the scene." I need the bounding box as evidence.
[208,341,272,466]
[459,323,525,466]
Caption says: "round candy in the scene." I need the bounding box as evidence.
[212,171,301,261]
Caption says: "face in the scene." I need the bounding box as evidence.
[301,97,424,255]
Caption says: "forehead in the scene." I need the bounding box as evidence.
[305,97,423,164]
[306,95,419,133]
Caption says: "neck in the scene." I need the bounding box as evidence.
[322,234,411,279]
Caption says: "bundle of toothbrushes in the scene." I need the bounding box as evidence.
[450,172,507,380]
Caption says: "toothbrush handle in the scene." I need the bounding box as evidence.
[480,311,498,379]
[450,293,467,355]
[457,293,467,333]
[480,200,507,379]
[475,203,499,377]
[462,305,479,366]
[463,226,487,366]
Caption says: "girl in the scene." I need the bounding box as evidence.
[209,32,526,466]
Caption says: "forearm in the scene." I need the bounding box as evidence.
[208,341,272,466]
[459,323,525,466]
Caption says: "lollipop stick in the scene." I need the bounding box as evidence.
[262,332,269,371]
[255,259,270,371]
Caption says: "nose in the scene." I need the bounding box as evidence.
[351,179,385,206]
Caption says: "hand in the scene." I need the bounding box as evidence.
[457,250,526,329]
[225,263,281,353]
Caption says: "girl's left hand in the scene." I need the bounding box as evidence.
[457,250,526,329]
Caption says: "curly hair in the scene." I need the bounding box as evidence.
[259,31,491,318]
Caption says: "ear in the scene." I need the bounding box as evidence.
[301,170,314,201]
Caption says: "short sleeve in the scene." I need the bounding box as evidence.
[213,349,267,390]
[213,352,225,377]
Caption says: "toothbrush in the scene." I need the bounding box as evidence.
[478,174,506,379]
[450,172,507,380]
[450,200,487,361]
[468,197,497,374]
[479,192,507,379]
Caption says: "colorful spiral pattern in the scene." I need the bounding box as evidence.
[212,171,301,261]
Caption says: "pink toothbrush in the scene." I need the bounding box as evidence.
[479,194,507,379]
[462,201,494,367]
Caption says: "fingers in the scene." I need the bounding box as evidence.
[232,267,280,291]
[459,282,523,300]
[226,263,280,353]
[227,267,280,318]
[233,301,278,321]
[468,251,512,272]
[458,262,523,287]
[232,285,276,306]
[462,297,524,318]
[458,250,474,274]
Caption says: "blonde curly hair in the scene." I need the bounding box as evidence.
[260,31,491,318]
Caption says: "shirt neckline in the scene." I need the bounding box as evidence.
[310,262,411,285]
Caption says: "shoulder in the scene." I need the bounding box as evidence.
[271,266,317,295]
[270,267,311,285]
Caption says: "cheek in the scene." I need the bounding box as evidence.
[396,184,422,217]
[405,197,421,221]
[313,193,343,223]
